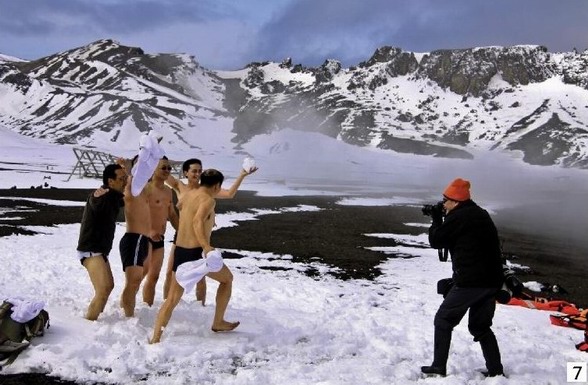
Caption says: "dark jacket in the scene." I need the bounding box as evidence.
[77,187,124,255]
[429,200,503,288]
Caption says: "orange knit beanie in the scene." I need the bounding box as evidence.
[443,178,471,201]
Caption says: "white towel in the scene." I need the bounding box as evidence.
[206,249,224,272]
[6,297,45,323]
[175,259,208,293]
[130,130,165,196]
[174,250,225,293]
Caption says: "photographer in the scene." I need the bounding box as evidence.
[421,178,505,378]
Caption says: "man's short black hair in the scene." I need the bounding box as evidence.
[182,158,202,172]
[199,169,224,187]
[103,164,122,186]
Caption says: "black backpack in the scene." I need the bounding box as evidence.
[0,300,50,367]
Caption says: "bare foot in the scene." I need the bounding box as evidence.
[150,330,163,344]
[211,321,240,332]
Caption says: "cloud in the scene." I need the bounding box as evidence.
[0,0,231,35]
[254,0,588,67]
[401,0,588,53]
[0,0,587,68]
[0,0,251,64]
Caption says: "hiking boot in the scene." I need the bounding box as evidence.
[481,370,505,377]
[421,365,447,377]
[0,340,29,354]
[478,330,503,378]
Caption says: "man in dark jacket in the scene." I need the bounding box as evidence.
[421,178,504,377]
[76,163,127,320]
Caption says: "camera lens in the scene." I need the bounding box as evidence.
[496,283,512,304]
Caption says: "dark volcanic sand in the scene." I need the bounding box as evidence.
[0,188,586,303]
[1,187,587,384]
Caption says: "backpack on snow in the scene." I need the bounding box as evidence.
[0,300,50,366]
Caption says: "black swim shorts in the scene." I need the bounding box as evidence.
[149,235,165,250]
[119,233,149,271]
[173,246,204,272]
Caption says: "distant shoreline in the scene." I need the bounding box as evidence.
[1,187,586,308]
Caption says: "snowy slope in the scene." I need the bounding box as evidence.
[0,211,586,385]
[2,41,588,169]
[0,115,587,384]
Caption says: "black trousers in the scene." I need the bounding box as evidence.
[432,286,503,373]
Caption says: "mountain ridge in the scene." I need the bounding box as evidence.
[1,39,588,168]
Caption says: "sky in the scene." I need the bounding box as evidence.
[1,0,588,70]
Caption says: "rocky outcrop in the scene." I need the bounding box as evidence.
[506,113,588,167]
[228,44,588,167]
[560,50,588,89]
[417,46,557,96]
[315,59,342,83]
[360,46,419,76]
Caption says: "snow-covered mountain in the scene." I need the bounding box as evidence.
[1,39,588,168]
[0,39,233,157]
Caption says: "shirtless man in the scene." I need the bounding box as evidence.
[150,169,239,343]
[76,163,126,320]
[119,156,152,317]
[162,158,257,304]
[142,157,179,306]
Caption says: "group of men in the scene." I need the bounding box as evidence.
[75,155,257,344]
[77,161,506,375]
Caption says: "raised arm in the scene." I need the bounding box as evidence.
[166,174,191,195]
[113,158,134,197]
[165,174,180,192]
[217,167,258,199]
[116,157,132,174]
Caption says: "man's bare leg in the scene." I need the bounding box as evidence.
[143,247,165,306]
[207,265,239,332]
[83,256,114,321]
[150,274,184,344]
[162,244,176,300]
[165,247,206,305]
[120,266,143,317]
[196,278,207,306]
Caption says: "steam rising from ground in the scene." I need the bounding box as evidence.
[240,129,588,253]
[1,121,586,255]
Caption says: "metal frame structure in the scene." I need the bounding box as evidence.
[67,148,117,181]
[67,148,182,181]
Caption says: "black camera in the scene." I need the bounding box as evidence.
[422,201,444,217]
[495,266,524,304]
[422,200,449,261]
[437,278,454,298]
